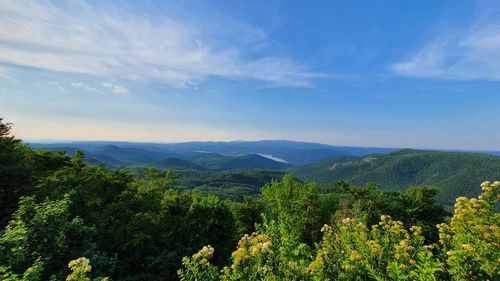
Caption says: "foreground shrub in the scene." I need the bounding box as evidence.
[179,180,499,281]
[0,257,107,281]
[178,246,219,281]
[308,216,442,280]
[66,257,109,281]
[437,181,499,280]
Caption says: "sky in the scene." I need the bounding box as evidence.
[1,0,500,150]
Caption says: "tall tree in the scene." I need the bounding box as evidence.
[0,117,12,137]
[261,175,321,244]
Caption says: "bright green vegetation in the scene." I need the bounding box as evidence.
[171,170,285,200]
[291,149,500,205]
[31,142,500,207]
[30,141,500,208]
[179,180,499,280]
[1,118,498,280]
[128,167,285,201]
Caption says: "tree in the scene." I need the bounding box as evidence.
[0,117,12,137]
[0,117,30,226]
[0,196,115,280]
[261,175,321,244]
[185,195,236,266]
[0,117,71,227]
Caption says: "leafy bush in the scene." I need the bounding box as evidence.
[437,181,499,280]
[179,180,499,281]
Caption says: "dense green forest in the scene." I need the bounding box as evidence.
[31,141,500,207]
[166,169,284,201]
[292,149,500,205]
[1,118,498,280]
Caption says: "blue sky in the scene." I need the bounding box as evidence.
[1,0,499,149]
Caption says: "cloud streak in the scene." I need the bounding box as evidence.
[0,1,322,87]
[391,16,500,81]
[70,82,97,92]
[102,82,130,96]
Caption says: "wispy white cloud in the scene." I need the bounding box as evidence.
[391,16,500,80]
[70,82,97,92]
[102,82,130,96]
[0,1,322,87]
[46,80,64,91]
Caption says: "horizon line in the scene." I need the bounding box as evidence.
[22,138,500,153]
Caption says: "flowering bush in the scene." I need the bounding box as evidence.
[66,258,93,281]
[0,257,108,281]
[65,257,109,281]
[179,181,499,281]
[308,216,443,280]
[178,246,219,281]
[220,233,275,280]
[437,181,499,280]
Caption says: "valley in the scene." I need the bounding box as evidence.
[29,141,500,206]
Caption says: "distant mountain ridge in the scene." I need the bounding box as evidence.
[28,141,500,205]
[291,149,500,205]
[27,140,396,167]
[28,142,299,171]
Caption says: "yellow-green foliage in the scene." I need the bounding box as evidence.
[66,257,109,281]
[66,258,93,281]
[308,217,442,280]
[222,233,274,280]
[179,181,499,280]
[178,246,219,281]
[0,257,108,281]
[437,181,499,280]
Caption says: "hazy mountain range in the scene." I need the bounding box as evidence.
[27,140,396,168]
[27,140,500,205]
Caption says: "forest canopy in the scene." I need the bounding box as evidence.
[0,118,498,280]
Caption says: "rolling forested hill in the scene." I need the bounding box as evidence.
[27,140,395,166]
[29,141,500,206]
[28,144,293,171]
[156,158,206,170]
[291,149,500,205]
[171,169,285,200]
